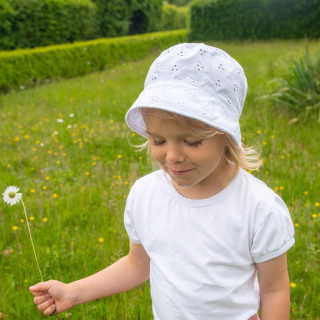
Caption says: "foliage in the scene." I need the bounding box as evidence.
[128,0,163,35]
[0,0,99,50]
[263,49,320,122]
[0,30,188,92]
[189,0,320,41]
[165,0,193,6]
[160,3,189,31]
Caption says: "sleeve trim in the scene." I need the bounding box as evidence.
[253,237,295,264]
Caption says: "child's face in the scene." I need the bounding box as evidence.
[144,114,232,199]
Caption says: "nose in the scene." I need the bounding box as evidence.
[166,143,185,163]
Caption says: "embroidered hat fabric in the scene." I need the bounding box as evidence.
[125,43,248,146]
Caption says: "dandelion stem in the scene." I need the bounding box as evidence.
[21,199,43,282]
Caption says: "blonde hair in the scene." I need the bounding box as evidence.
[135,108,263,172]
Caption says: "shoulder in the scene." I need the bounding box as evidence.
[128,170,168,200]
[237,169,278,207]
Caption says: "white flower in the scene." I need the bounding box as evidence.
[3,186,23,206]
[57,119,64,123]
[69,113,74,118]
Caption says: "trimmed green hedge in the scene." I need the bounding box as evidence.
[0,29,188,92]
[189,0,320,41]
[0,0,99,50]
[161,3,189,31]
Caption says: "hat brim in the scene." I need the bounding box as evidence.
[125,82,242,147]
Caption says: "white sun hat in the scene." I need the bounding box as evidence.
[125,43,247,147]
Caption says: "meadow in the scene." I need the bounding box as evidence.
[0,39,319,319]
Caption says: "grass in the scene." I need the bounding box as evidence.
[0,39,319,319]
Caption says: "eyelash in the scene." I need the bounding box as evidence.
[151,139,203,148]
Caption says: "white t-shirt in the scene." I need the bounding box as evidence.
[124,169,295,320]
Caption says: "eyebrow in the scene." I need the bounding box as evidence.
[146,130,202,140]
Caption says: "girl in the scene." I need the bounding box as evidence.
[30,43,295,320]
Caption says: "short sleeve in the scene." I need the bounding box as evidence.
[123,184,141,244]
[250,194,295,263]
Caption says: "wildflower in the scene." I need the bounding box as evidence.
[294,223,299,227]
[3,186,23,206]
[290,282,296,288]
[304,191,309,195]
[21,219,24,223]
[46,176,50,181]
[53,193,58,198]
[30,189,35,193]
[29,216,34,221]
[256,130,261,134]
[57,119,64,123]
[2,186,43,282]
[69,113,74,118]
[43,217,48,222]
[117,154,122,159]
[98,237,104,243]
[316,202,320,207]
[312,213,317,218]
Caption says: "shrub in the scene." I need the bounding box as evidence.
[1,0,99,50]
[161,3,189,31]
[189,0,320,41]
[0,29,188,92]
[128,0,163,35]
[263,49,320,121]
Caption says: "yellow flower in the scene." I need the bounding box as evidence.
[6,164,11,168]
[271,134,275,139]
[279,186,284,190]
[85,172,90,176]
[290,282,296,288]
[316,202,320,207]
[30,189,35,193]
[304,191,309,195]
[45,176,50,181]
[21,219,24,223]
[12,226,18,231]
[14,137,20,142]
[98,237,104,243]
[29,216,35,221]
[256,130,261,134]
[117,154,122,159]
[53,193,58,198]
[294,223,299,227]
[312,213,317,218]
[42,186,47,190]
[43,217,48,222]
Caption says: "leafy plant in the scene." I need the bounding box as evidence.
[264,49,320,121]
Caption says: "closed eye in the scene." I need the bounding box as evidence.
[185,140,203,147]
[151,138,165,146]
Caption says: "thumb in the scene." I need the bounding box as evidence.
[29,281,51,292]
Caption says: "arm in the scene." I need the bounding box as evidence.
[30,241,150,315]
[257,253,290,320]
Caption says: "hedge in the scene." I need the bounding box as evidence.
[161,3,190,31]
[0,0,99,50]
[0,29,188,92]
[189,0,320,41]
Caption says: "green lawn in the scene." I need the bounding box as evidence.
[0,39,319,319]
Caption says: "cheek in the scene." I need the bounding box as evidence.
[150,146,165,163]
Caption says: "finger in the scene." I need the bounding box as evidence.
[34,293,51,305]
[44,304,56,316]
[30,291,47,297]
[38,298,55,311]
[29,281,51,293]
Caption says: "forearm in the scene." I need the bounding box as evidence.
[260,290,290,320]
[67,255,149,307]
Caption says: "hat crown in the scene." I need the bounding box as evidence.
[144,43,247,119]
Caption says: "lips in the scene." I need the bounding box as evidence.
[170,169,193,176]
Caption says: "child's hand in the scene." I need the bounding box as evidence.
[29,280,73,315]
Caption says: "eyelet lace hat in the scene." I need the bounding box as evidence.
[125,43,247,147]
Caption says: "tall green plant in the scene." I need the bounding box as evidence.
[264,49,320,121]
